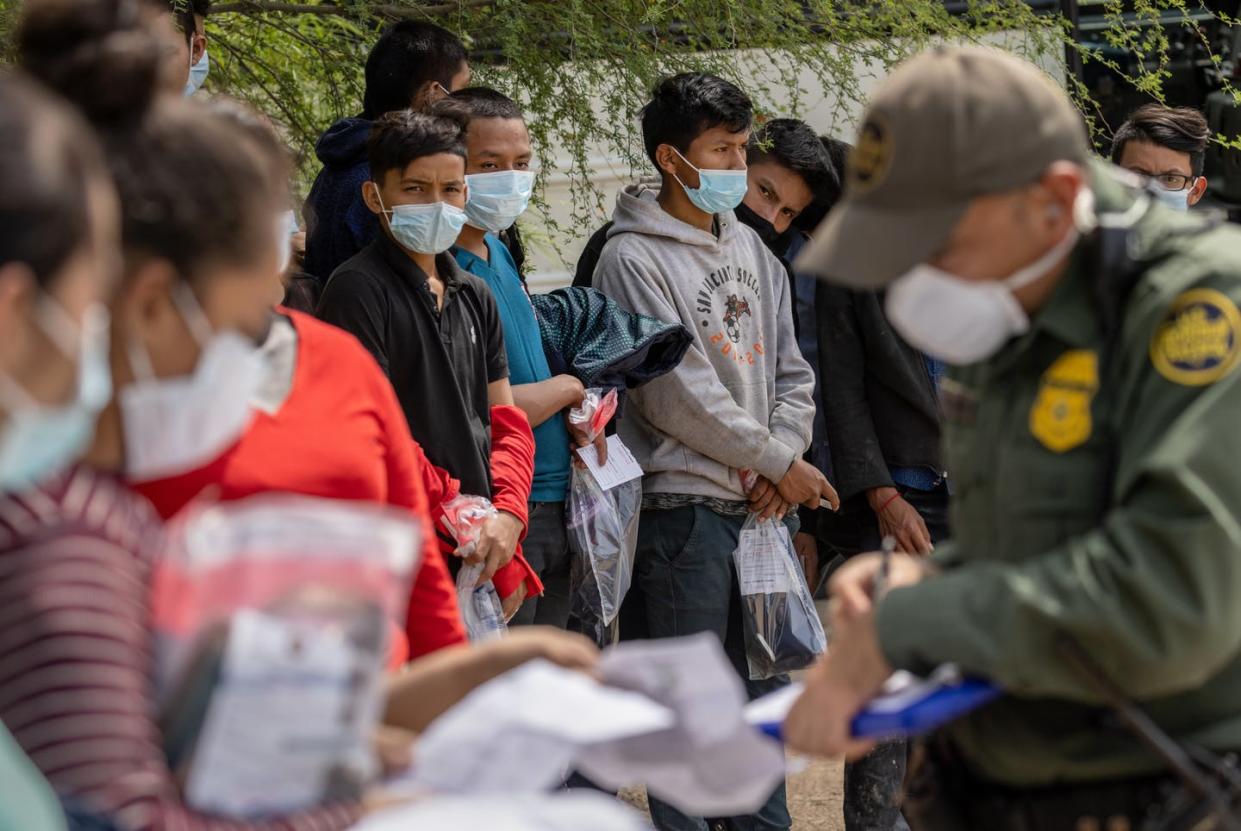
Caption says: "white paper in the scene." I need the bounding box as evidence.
[352,792,652,831]
[735,526,793,594]
[577,434,644,491]
[575,633,787,817]
[744,681,804,728]
[392,660,674,796]
[186,609,368,816]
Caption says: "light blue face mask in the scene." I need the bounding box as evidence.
[671,147,748,215]
[464,170,535,234]
[1146,181,1190,212]
[184,49,209,97]
[375,190,468,254]
[0,303,112,491]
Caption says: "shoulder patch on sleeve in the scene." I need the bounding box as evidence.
[1149,288,1241,386]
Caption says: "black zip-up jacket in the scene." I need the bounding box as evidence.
[816,285,943,503]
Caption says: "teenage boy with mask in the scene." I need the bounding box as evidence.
[592,73,838,831]
[435,88,605,627]
[317,111,538,616]
[304,21,471,282]
[1111,103,1210,211]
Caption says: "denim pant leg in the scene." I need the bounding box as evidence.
[509,501,572,629]
[635,506,790,831]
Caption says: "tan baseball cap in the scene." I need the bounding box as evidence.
[795,45,1090,288]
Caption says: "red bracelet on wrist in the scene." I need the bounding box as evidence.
[877,491,901,515]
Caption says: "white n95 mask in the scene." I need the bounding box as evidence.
[120,284,264,481]
[886,226,1079,365]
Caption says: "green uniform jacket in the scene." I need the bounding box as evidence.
[876,162,1241,786]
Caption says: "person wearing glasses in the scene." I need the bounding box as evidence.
[1111,103,1210,211]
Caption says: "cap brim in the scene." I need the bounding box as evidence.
[794,198,969,289]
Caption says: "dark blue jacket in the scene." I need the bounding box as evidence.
[302,117,378,283]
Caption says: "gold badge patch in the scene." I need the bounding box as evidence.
[1150,289,1241,386]
[848,116,892,193]
[1029,350,1099,453]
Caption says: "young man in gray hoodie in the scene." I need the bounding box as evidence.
[593,73,839,831]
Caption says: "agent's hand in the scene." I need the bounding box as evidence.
[868,487,933,555]
[747,475,794,520]
[783,603,891,760]
[794,531,820,590]
[829,550,932,620]
[777,459,841,511]
[500,581,528,621]
[472,511,523,583]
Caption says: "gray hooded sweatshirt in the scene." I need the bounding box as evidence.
[593,185,816,501]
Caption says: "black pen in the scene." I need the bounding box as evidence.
[874,535,896,600]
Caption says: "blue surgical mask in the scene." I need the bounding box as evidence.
[376,190,468,254]
[671,147,748,215]
[1147,181,1190,212]
[464,170,535,234]
[184,49,209,97]
[0,303,112,491]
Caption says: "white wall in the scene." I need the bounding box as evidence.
[519,33,1062,292]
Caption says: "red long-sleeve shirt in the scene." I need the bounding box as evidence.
[134,311,469,657]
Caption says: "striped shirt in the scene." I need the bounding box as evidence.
[0,467,361,831]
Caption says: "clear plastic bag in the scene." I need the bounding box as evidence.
[567,388,641,646]
[150,493,421,817]
[442,494,507,642]
[732,476,827,680]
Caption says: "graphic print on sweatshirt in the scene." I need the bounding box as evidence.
[696,264,764,365]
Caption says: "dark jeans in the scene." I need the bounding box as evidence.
[509,501,572,629]
[630,504,796,831]
[827,484,950,831]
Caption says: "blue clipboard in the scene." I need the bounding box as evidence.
[751,675,1001,743]
[849,677,1000,740]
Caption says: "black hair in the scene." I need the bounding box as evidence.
[189,0,209,17]
[367,110,467,181]
[793,135,852,234]
[166,0,195,46]
[20,0,281,283]
[1110,103,1210,176]
[640,73,752,167]
[432,86,524,124]
[362,20,468,120]
[0,74,109,288]
[749,118,838,202]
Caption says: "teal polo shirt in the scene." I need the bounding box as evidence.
[453,235,572,501]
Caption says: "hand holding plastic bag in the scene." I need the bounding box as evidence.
[733,471,827,680]
[442,495,508,642]
[567,388,641,646]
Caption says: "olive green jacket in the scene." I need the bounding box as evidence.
[876,162,1241,785]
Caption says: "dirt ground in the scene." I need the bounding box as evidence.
[619,757,845,829]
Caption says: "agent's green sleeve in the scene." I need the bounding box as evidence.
[876,278,1241,702]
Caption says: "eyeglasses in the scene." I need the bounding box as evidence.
[1136,172,1198,192]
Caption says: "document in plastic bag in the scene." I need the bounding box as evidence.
[567,388,641,645]
[183,608,377,817]
[150,494,420,817]
[456,560,507,642]
[733,515,826,680]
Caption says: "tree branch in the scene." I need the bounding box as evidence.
[209,0,491,19]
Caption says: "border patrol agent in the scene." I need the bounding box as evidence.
[784,46,1241,829]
